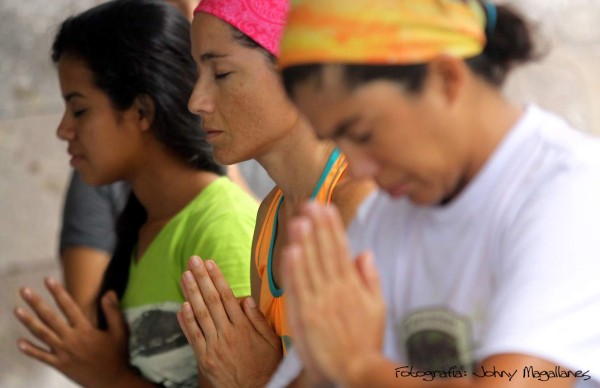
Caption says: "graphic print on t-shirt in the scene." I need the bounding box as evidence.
[399,308,474,372]
[124,302,197,387]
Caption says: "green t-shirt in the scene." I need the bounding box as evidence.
[120,177,257,386]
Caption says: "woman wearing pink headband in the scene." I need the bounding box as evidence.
[177,0,374,386]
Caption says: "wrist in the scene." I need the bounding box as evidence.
[111,368,154,388]
[339,352,388,388]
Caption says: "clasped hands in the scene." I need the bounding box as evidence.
[177,256,283,388]
[179,202,386,388]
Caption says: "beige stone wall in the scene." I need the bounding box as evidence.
[0,1,598,386]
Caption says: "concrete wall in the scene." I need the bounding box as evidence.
[0,1,599,387]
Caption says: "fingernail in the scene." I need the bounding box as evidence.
[21,288,33,300]
[303,201,317,212]
[246,297,257,308]
[325,204,337,216]
[17,340,27,351]
[14,307,25,318]
[296,218,310,234]
[205,260,214,271]
[283,245,300,260]
[184,271,194,283]
[45,277,57,287]
[189,256,201,268]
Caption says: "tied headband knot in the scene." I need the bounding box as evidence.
[194,0,289,57]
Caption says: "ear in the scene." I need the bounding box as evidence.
[426,55,468,107]
[132,94,155,132]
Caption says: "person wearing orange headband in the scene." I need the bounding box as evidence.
[175,0,374,386]
[273,0,600,386]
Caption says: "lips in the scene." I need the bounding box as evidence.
[385,182,408,199]
[202,127,224,142]
[67,147,84,167]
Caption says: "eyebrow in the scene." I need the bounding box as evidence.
[200,51,228,62]
[325,116,360,140]
[63,92,85,102]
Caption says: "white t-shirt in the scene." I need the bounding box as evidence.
[268,105,600,387]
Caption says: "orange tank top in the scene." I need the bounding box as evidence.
[254,148,347,354]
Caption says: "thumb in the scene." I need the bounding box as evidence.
[102,291,127,340]
[242,297,280,348]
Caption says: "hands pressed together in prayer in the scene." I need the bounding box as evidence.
[178,202,387,388]
[282,203,386,386]
[13,279,151,388]
[178,256,283,387]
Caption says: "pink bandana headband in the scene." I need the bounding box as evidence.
[194,0,289,57]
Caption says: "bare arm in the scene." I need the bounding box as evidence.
[61,246,110,323]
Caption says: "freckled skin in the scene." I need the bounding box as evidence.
[188,13,300,165]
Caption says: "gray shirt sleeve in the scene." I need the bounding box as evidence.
[59,170,130,255]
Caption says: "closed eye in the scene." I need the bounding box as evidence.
[351,131,373,144]
[215,72,232,80]
[73,109,87,118]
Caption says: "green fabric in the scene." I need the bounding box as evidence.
[121,177,257,308]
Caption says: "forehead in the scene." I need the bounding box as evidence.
[291,66,356,138]
[190,13,236,56]
[57,54,95,90]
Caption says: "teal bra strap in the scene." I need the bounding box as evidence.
[310,147,341,200]
[267,147,341,298]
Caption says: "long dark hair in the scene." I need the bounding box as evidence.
[51,0,224,328]
[283,3,537,96]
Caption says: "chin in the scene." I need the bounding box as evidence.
[213,148,253,166]
[78,169,115,187]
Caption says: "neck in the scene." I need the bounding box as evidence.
[128,144,219,221]
[256,117,336,208]
[462,81,523,183]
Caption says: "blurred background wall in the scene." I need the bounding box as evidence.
[0,0,599,387]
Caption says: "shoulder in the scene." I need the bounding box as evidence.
[187,177,258,221]
[257,186,279,226]
[331,175,377,227]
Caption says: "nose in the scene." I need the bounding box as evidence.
[56,113,76,142]
[188,77,215,116]
[339,142,379,180]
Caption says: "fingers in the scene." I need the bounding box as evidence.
[182,256,223,340]
[287,218,319,293]
[14,305,62,351]
[304,203,348,279]
[44,277,87,329]
[203,260,245,325]
[101,291,127,341]
[179,302,207,356]
[355,251,382,296]
[324,204,353,276]
[287,203,354,294]
[17,286,69,340]
[15,338,58,366]
[282,244,321,376]
[241,297,280,349]
[176,310,191,344]
[182,271,217,341]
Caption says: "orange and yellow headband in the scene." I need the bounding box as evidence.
[279,0,488,69]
